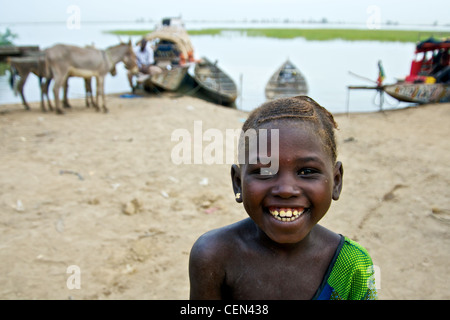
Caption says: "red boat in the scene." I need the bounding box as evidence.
[384,37,450,104]
[348,37,450,109]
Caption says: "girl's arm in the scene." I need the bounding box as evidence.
[189,232,227,300]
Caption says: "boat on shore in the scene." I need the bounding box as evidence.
[265,59,308,101]
[193,57,237,106]
[348,37,449,109]
[147,65,190,91]
[384,37,449,104]
[143,17,196,92]
[384,82,449,104]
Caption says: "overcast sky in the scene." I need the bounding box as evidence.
[1,0,449,26]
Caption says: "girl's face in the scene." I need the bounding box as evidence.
[232,121,343,244]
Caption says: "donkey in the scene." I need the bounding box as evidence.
[9,54,115,112]
[60,44,117,109]
[45,41,138,114]
[48,64,118,110]
[8,54,49,111]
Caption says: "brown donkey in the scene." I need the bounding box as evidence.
[45,41,138,114]
[8,54,49,111]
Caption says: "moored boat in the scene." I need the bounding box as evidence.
[348,37,449,109]
[149,65,190,91]
[193,57,237,105]
[384,82,449,104]
[265,59,308,101]
[384,37,450,103]
[143,17,196,91]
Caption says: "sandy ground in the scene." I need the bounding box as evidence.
[0,93,449,300]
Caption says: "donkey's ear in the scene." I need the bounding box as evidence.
[128,38,132,46]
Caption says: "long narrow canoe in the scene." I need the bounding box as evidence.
[265,59,308,101]
[194,57,237,105]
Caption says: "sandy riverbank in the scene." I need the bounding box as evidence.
[0,93,449,299]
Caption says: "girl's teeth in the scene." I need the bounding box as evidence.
[269,208,304,221]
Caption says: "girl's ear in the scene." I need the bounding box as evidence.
[332,161,344,201]
[231,164,243,203]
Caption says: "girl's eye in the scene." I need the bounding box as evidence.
[298,168,318,176]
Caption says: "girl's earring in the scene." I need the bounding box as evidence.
[235,192,241,200]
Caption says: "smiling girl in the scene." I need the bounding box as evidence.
[189,96,377,300]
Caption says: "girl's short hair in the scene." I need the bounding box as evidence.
[241,96,339,163]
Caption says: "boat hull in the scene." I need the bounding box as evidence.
[148,66,189,91]
[194,58,237,105]
[384,83,450,104]
[265,60,308,101]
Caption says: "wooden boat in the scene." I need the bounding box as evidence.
[348,37,450,109]
[149,65,190,91]
[265,59,308,101]
[193,57,237,105]
[143,17,196,91]
[384,83,449,104]
[383,37,450,104]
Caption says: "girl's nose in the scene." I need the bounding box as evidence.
[271,175,300,198]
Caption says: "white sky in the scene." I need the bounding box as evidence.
[0,0,449,26]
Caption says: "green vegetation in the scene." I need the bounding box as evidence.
[0,28,18,46]
[188,28,450,42]
[0,28,18,75]
[108,28,450,43]
[107,30,150,36]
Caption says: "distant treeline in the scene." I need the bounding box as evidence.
[108,28,450,43]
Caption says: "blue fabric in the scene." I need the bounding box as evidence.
[316,283,333,300]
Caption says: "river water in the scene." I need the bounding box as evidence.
[1,21,447,113]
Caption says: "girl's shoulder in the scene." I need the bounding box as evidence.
[190,218,252,263]
[338,237,374,267]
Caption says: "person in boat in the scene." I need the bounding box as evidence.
[127,38,162,91]
[189,96,378,300]
[431,49,450,84]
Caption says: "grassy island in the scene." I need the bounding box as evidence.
[108,28,450,43]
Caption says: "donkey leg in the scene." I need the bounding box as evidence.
[43,78,53,111]
[63,77,72,108]
[18,73,30,110]
[98,77,108,113]
[84,77,95,108]
[19,83,30,110]
[39,77,46,112]
[93,76,101,112]
[84,78,90,107]
[52,77,65,115]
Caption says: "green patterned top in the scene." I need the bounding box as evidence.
[313,236,378,300]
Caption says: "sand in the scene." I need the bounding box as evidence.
[0,93,449,300]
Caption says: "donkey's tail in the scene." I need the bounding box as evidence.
[8,62,20,96]
[8,61,17,89]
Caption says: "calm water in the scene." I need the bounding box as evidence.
[1,21,446,113]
